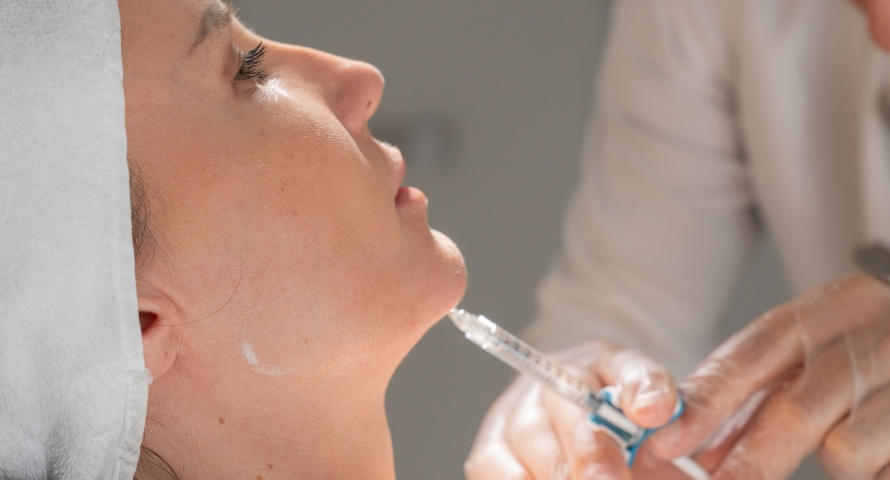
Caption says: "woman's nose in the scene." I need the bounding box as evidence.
[325,57,384,135]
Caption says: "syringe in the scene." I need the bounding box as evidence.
[449,308,709,480]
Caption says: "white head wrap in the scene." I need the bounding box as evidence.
[0,0,149,478]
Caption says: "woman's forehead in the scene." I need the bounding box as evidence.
[192,1,233,50]
[120,0,238,79]
[120,0,227,53]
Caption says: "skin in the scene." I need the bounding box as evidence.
[650,274,890,480]
[119,0,466,478]
[468,2,890,480]
[852,0,890,50]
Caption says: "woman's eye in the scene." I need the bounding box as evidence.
[235,42,267,82]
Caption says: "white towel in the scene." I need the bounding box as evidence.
[0,0,149,479]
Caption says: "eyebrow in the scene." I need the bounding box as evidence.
[192,1,233,50]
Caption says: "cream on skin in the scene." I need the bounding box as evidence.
[240,340,297,377]
[120,1,466,479]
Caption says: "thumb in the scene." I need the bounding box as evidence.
[599,349,679,429]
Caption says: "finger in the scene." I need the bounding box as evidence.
[465,440,533,480]
[880,464,890,480]
[693,388,772,473]
[546,342,678,429]
[466,378,535,480]
[504,383,569,479]
[712,326,890,480]
[556,342,677,428]
[592,347,679,429]
[819,383,890,479]
[541,387,631,480]
[632,447,707,480]
[651,273,890,458]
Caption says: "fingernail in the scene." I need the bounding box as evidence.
[631,385,671,416]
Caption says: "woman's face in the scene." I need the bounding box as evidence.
[121,0,466,379]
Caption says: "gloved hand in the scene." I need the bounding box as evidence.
[650,273,890,480]
[464,341,687,480]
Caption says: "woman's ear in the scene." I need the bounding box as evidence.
[138,292,182,380]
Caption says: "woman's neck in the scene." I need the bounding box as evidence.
[137,366,397,480]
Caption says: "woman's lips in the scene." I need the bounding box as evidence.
[380,141,407,198]
[394,156,406,198]
[395,186,410,203]
[392,156,427,209]
[377,140,407,199]
[395,186,427,208]
[376,140,426,209]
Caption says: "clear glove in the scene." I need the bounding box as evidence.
[464,341,687,480]
[649,273,890,480]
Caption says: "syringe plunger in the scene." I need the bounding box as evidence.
[448,308,710,480]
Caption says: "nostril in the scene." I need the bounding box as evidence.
[331,61,384,134]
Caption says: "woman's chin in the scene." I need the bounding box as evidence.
[431,228,467,309]
[418,230,467,333]
[394,228,466,341]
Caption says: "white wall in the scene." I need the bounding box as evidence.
[233,1,826,478]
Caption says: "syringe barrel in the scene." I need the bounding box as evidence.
[449,309,600,410]
[449,309,709,478]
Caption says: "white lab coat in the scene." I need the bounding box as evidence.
[525,0,890,376]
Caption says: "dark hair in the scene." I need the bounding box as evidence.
[128,159,181,480]
[128,158,154,273]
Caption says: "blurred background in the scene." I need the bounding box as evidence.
[233,1,823,478]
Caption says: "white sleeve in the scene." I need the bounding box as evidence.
[524,0,757,376]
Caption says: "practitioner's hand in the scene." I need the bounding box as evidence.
[650,273,890,480]
[464,341,686,480]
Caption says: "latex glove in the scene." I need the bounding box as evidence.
[650,273,890,480]
[464,341,686,480]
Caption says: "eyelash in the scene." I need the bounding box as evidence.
[235,42,267,82]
